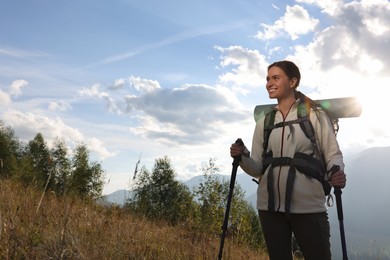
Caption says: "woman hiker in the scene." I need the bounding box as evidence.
[230,60,346,260]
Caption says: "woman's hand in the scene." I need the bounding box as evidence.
[330,170,346,188]
[230,143,243,158]
[230,139,249,158]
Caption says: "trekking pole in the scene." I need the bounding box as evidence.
[331,165,348,260]
[218,138,243,260]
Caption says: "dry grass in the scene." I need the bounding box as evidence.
[0,180,268,259]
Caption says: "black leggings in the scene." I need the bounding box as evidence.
[258,210,331,260]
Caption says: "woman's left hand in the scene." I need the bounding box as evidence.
[330,170,346,188]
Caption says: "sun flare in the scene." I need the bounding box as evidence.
[345,87,389,147]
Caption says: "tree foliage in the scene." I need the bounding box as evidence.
[193,158,232,233]
[27,133,53,188]
[69,144,105,199]
[128,156,196,225]
[194,158,265,249]
[0,121,22,178]
[0,122,105,200]
[129,156,265,250]
[51,138,71,196]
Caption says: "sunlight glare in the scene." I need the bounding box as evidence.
[353,85,388,146]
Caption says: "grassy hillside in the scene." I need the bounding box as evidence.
[0,180,268,259]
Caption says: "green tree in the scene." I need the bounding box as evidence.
[0,121,22,178]
[27,133,53,188]
[194,158,238,233]
[14,151,36,187]
[69,144,104,199]
[194,158,265,249]
[51,138,71,196]
[128,156,196,225]
[87,161,105,199]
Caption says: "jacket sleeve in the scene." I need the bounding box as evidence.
[312,109,345,172]
[239,119,264,178]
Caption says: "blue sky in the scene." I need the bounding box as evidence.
[1,0,389,194]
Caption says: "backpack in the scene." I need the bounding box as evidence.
[261,92,338,213]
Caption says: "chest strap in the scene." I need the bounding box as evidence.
[264,152,324,217]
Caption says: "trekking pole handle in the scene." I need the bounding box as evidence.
[233,138,244,162]
[330,165,344,189]
[235,138,244,145]
[330,165,340,174]
[331,164,343,213]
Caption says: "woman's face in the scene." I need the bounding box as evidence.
[266,66,296,100]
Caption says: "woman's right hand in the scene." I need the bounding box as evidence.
[230,142,245,158]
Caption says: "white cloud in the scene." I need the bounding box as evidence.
[216,45,268,89]
[248,0,388,94]
[109,78,127,90]
[78,83,125,114]
[296,0,343,15]
[78,84,109,98]
[129,115,186,142]
[3,110,81,142]
[2,110,115,159]
[269,46,282,56]
[124,83,248,145]
[255,5,319,40]
[290,0,390,74]
[129,76,161,93]
[357,53,383,74]
[0,79,28,106]
[0,90,11,105]
[9,79,28,97]
[86,137,116,159]
[74,74,249,146]
[106,96,123,114]
[48,100,72,111]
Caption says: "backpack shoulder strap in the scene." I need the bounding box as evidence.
[297,96,323,156]
[297,96,332,194]
[262,109,276,159]
[297,99,317,145]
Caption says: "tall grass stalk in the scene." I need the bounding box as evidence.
[36,172,51,215]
